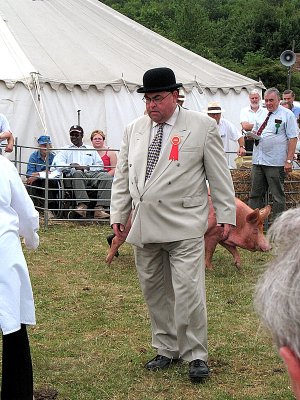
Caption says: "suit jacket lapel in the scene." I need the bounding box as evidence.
[143,109,191,191]
[133,119,152,194]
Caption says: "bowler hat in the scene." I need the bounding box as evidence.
[137,67,182,93]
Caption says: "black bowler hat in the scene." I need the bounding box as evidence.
[137,67,182,93]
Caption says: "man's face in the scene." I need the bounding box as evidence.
[282,93,294,105]
[249,93,260,107]
[264,92,280,112]
[70,131,83,147]
[39,144,47,158]
[208,112,221,124]
[144,91,178,123]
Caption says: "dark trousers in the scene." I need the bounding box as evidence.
[27,178,58,211]
[1,324,33,400]
[249,164,285,219]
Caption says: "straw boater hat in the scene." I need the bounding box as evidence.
[137,67,182,93]
[178,88,186,101]
[203,101,225,114]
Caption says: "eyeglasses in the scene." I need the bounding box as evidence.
[142,92,172,105]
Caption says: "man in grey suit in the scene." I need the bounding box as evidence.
[110,67,236,383]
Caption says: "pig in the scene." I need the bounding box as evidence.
[205,196,271,269]
[106,217,131,265]
[106,197,271,269]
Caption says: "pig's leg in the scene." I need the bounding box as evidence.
[105,217,131,264]
[106,235,126,265]
[219,242,241,270]
[107,233,119,257]
[205,239,219,270]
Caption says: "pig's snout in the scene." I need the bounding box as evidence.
[257,242,271,252]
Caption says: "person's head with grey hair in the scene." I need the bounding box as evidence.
[264,87,281,112]
[248,89,261,109]
[254,208,300,399]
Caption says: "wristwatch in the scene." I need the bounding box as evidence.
[286,159,292,164]
[240,146,246,149]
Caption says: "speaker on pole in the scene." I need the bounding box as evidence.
[280,50,296,67]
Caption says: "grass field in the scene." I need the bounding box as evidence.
[19,223,294,399]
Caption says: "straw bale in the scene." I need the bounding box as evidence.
[284,170,300,208]
[230,169,251,203]
[230,169,300,208]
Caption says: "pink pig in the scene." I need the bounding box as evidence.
[205,196,271,269]
[106,197,271,269]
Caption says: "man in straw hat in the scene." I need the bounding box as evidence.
[110,67,236,383]
[204,101,246,168]
[177,88,186,107]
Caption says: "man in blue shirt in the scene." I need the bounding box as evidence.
[282,89,300,118]
[249,88,298,219]
[26,135,56,218]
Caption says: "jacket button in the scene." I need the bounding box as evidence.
[140,197,143,202]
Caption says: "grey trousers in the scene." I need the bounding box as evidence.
[134,237,207,362]
[249,164,285,219]
[71,170,113,207]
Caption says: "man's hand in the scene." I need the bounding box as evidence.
[4,143,13,153]
[237,146,246,157]
[70,163,85,171]
[284,160,293,173]
[26,172,40,185]
[112,223,127,240]
[217,223,234,241]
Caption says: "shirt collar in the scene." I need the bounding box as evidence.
[69,143,88,148]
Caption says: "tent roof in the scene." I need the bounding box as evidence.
[0,0,262,93]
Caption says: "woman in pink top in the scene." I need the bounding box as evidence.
[90,130,117,177]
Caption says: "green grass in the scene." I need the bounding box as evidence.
[14,223,294,399]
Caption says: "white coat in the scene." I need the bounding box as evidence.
[0,156,39,335]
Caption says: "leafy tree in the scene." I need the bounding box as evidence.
[100,0,300,93]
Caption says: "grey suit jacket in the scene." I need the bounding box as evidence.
[110,107,236,247]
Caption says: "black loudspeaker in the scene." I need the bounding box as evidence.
[280,50,296,67]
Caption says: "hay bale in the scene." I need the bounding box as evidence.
[230,169,300,209]
[230,169,251,203]
[285,170,300,208]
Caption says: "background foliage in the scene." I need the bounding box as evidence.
[100,0,300,96]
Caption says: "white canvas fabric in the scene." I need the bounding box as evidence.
[0,0,263,168]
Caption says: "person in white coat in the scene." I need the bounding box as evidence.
[0,155,39,400]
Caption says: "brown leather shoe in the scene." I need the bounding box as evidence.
[75,203,88,218]
[94,206,110,219]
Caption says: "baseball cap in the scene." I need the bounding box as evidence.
[69,125,84,134]
[37,135,52,145]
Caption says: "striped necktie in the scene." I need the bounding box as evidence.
[145,123,165,181]
[255,112,272,146]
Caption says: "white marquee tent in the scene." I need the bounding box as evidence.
[0,0,263,159]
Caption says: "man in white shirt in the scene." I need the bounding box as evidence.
[204,102,246,168]
[0,113,14,154]
[240,89,267,152]
[52,125,112,219]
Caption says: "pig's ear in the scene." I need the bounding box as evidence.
[246,208,260,224]
[259,205,271,220]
